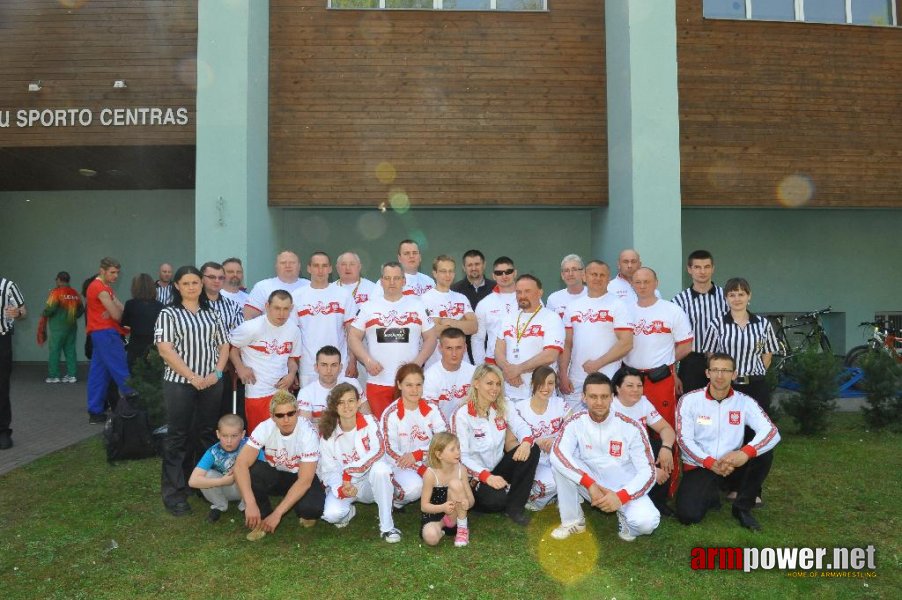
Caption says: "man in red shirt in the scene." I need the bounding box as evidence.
[86,257,133,423]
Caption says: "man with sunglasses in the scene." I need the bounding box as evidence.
[234,389,326,541]
[471,257,519,366]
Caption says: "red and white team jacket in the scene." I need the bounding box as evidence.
[319,413,385,499]
[676,387,781,470]
[452,401,508,483]
[550,410,656,505]
[381,398,448,476]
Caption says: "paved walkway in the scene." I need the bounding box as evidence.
[0,363,101,476]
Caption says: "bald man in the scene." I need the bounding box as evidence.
[156,263,174,305]
[330,251,376,307]
[244,251,310,321]
[607,250,660,305]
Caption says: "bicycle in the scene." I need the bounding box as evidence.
[845,321,902,368]
[771,306,833,359]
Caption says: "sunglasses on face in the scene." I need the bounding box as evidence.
[493,268,515,276]
[273,410,297,419]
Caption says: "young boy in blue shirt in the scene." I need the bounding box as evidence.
[189,414,250,523]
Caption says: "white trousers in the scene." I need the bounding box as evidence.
[553,466,660,537]
[322,461,395,534]
[528,463,558,509]
[200,470,244,511]
[389,464,423,507]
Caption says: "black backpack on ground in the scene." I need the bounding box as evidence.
[103,394,158,463]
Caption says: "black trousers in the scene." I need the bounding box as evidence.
[678,352,708,395]
[249,461,326,520]
[473,444,540,514]
[160,380,223,508]
[0,333,12,433]
[675,450,774,524]
[733,377,771,415]
[219,373,246,422]
[647,437,669,508]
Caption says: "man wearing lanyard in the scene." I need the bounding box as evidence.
[494,275,565,401]
[330,251,376,309]
[0,275,26,450]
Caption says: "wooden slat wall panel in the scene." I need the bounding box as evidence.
[677,0,902,208]
[268,0,607,207]
[0,0,197,148]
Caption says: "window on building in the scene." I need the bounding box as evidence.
[329,0,545,9]
[703,0,898,26]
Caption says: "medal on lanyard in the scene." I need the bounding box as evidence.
[513,307,540,362]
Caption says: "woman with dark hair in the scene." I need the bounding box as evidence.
[611,367,676,516]
[155,265,230,517]
[380,363,448,510]
[452,364,540,525]
[701,277,780,506]
[121,273,164,373]
[319,383,401,542]
[507,366,572,512]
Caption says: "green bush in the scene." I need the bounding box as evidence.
[860,350,902,431]
[126,346,166,428]
[781,346,838,435]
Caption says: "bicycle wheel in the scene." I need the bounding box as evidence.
[844,345,869,368]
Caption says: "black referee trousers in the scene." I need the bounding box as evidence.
[249,462,326,520]
[675,450,774,524]
[473,444,540,514]
[160,380,222,509]
[677,352,708,394]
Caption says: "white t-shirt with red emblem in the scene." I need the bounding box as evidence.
[245,276,310,314]
[612,396,663,429]
[420,288,474,368]
[291,285,355,377]
[423,361,476,424]
[373,272,435,298]
[228,315,302,399]
[624,300,693,369]
[329,278,376,308]
[297,376,364,419]
[247,418,320,474]
[497,307,566,399]
[508,396,572,468]
[564,293,633,381]
[472,288,517,364]
[547,286,587,320]
[351,295,434,387]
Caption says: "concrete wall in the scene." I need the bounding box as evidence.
[681,208,902,353]
[0,190,194,362]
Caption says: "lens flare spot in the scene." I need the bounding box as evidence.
[409,229,428,251]
[375,162,396,184]
[777,174,814,207]
[389,189,410,214]
[357,211,387,241]
[536,522,599,584]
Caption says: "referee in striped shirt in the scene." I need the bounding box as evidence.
[155,265,230,517]
[200,261,246,418]
[1,276,26,450]
[156,263,174,306]
[700,277,780,414]
[672,250,727,394]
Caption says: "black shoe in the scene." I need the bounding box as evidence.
[505,510,531,526]
[656,503,675,518]
[206,508,223,523]
[732,507,761,531]
[167,501,192,517]
[0,430,12,450]
[88,412,107,425]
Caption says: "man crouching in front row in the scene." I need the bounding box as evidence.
[233,389,326,541]
[675,352,780,531]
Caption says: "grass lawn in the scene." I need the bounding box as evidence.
[0,412,898,599]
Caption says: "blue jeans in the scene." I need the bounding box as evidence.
[87,329,132,414]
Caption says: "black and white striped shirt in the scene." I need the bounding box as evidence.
[156,282,173,306]
[672,285,728,353]
[1,278,25,336]
[208,295,244,332]
[154,304,228,384]
[701,312,780,377]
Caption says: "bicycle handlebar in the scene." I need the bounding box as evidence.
[794,306,831,321]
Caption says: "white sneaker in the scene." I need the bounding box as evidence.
[617,512,636,542]
[550,520,586,540]
[381,527,402,543]
[525,500,541,512]
[62,376,77,383]
[334,504,356,529]
[45,377,61,384]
